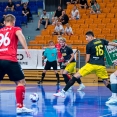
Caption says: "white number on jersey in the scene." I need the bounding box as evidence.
[0,32,10,47]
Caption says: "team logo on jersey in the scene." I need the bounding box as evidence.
[62,53,67,56]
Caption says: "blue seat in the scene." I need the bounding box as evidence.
[21,16,27,25]
[28,1,36,6]
[30,6,38,14]
[15,20,21,27]
[36,1,43,9]
[0,12,4,17]
[16,16,22,22]
[15,6,22,11]
[17,11,22,16]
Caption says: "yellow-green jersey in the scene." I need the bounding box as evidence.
[86,39,109,66]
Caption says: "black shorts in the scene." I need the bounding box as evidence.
[0,60,24,81]
[44,60,57,70]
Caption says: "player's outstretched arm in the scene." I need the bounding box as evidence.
[108,42,117,46]
[16,30,30,57]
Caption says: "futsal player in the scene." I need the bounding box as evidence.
[37,41,60,85]
[55,35,63,71]
[106,70,117,104]
[0,14,32,113]
[53,31,117,100]
[58,37,85,90]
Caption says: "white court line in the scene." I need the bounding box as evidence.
[99,113,117,117]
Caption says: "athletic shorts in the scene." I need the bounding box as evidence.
[44,60,57,70]
[65,62,76,74]
[0,60,24,81]
[79,63,108,79]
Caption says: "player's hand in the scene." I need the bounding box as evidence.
[25,51,31,58]
[64,62,68,66]
[114,61,117,66]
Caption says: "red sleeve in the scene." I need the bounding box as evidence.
[14,27,22,34]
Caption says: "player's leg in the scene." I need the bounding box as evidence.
[95,65,111,91]
[63,62,85,90]
[53,61,60,85]
[37,61,50,84]
[106,71,117,104]
[53,63,93,97]
[95,65,117,104]
[7,61,33,114]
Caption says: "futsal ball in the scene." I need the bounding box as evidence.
[29,93,39,103]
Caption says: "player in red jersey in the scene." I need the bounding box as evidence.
[55,36,63,69]
[0,14,33,114]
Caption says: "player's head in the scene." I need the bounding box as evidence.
[57,35,62,42]
[4,14,16,26]
[59,37,66,47]
[48,40,54,46]
[85,31,94,42]
[43,10,46,15]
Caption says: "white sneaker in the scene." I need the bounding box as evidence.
[77,91,85,99]
[106,98,117,104]
[53,89,65,98]
[77,84,85,91]
[108,96,114,100]
[17,107,33,114]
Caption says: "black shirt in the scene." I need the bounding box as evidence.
[86,39,109,66]
[7,2,14,7]
[60,46,75,62]
[54,9,63,17]
[61,14,69,24]
[80,0,87,5]
[22,7,31,14]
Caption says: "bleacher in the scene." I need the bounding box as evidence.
[0,0,43,28]
[29,0,117,54]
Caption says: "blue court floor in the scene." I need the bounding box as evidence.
[0,84,117,117]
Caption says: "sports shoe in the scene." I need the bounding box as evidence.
[106,97,117,104]
[17,107,33,114]
[77,84,85,91]
[77,91,85,99]
[108,96,114,100]
[53,89,65,98]
[37,80,43,85]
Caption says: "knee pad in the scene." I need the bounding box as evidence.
[110,73,117,84]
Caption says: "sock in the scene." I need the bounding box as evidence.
[107,84,111,91]
[16,86,25,108]
[111,84,117,93]
[62,74,70,84]
[56,73,60,83]
[63,77,77,91]
[76,78,82,84]
[41,73,45,81]
[109,73,117,93]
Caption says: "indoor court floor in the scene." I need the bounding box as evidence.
[0,81,117,117]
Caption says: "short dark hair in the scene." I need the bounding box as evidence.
[43,10,46,12]
[85,31,94,37]
[48,40,54,44]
